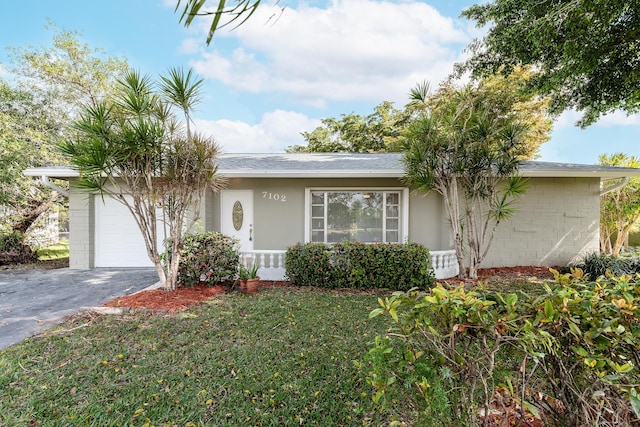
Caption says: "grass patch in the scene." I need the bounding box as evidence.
[37,240,69,261]
[0,287,395,426]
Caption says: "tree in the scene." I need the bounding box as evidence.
[461,1,640,127]
[402,82,530,279]
[598,153,640,255]
[0,78,65,262]
[0,25,128,247]
[8,23,128,112]
[413,68,552,159]
[60,68,226,290]
[291,69,551,157]
[288,101,409,153]
[175,0,265,45]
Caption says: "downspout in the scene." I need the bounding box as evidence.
[600,177,629,196]
[41,175,69,197]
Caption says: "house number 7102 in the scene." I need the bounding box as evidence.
[262,191,287,202]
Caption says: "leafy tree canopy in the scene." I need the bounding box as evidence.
[598,153,640,255]
[0,24,128,238]
[288,101,409,153]
[0,78,65,233]
[461,0,640,127]
[293,68,551,159]
[7,22,128,113]
[422,68,552,159]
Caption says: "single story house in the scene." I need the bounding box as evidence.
[25,152,640,280]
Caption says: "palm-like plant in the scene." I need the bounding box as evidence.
[60,68,226,290]
[402,82,528,279]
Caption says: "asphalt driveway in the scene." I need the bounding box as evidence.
[0,268,158,350]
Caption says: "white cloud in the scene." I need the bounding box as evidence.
[597,111,640,127]
[554,109,640,129]
[189,0,472,107]
[194,110,321,152]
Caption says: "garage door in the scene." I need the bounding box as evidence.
[95,195,162,267]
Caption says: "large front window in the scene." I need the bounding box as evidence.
[310,190,401,243]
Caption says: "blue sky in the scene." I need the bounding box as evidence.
[1,0,639,165]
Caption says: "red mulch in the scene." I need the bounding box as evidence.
[103,281,289,312]
[476,266,557,280]
[102,268,556,312]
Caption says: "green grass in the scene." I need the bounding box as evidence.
[37,240,69,261]
[0,287,396,426]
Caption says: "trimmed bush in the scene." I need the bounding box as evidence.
[285,241,434,290]
[177,232,239,287]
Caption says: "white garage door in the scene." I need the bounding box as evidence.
[95,195,163,267]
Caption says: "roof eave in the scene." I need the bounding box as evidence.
[221,169,401,178]
[520,170,640,179]
[23,167,79,178]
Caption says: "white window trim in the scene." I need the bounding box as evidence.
[304,187,409,243]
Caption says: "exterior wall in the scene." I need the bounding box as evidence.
[407,190,449,250]
[68,185,94,269]
[482,177,600,268]
[69,175,600,269]
[214,178,445,251]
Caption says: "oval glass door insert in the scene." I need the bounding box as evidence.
[232,201,243,231]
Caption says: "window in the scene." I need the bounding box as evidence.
[309,190,403,243]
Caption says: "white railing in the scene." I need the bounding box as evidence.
[239,250,286,281]
[240,248,459,281]
[429,249,459,279]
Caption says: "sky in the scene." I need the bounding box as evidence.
[1,0,639,165]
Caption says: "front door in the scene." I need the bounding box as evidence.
[221,190,254,250]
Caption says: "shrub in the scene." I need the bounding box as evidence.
[284,241,434,291]
[177,232,239,287]
[363,270,640,426]
[0,231,37,265]
[575,251,638,279]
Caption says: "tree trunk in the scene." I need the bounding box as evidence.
[441,176,466,279]
[12,192,59,234]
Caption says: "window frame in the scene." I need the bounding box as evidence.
[304,187,409,244]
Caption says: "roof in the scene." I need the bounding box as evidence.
[24,152,640,180]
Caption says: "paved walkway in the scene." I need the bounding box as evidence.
[0,268,158,350]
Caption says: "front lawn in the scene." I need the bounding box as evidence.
[37,240,69,261]
[0,287,395,426]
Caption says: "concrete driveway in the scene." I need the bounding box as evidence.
[0,268,158,350]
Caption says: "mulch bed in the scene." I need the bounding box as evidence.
[103,281,290,312]
[102,268,558,312]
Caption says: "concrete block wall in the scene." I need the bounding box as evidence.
[68,187,94,269]
[482,177,600,268]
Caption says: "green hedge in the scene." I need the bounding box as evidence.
[177,232,239,287]
[284,241,434,290]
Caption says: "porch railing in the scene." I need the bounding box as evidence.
[239,250,286,281]
[240,248,459,282]
[429,249,459,279]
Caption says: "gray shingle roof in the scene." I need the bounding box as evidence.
[25,153,640,179]
[218,153,640,179]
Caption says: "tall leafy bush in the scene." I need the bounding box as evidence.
[177,232,239,287]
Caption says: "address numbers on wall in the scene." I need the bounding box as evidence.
[262,191,287,202]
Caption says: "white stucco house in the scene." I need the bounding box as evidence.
[25,153,640,280]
